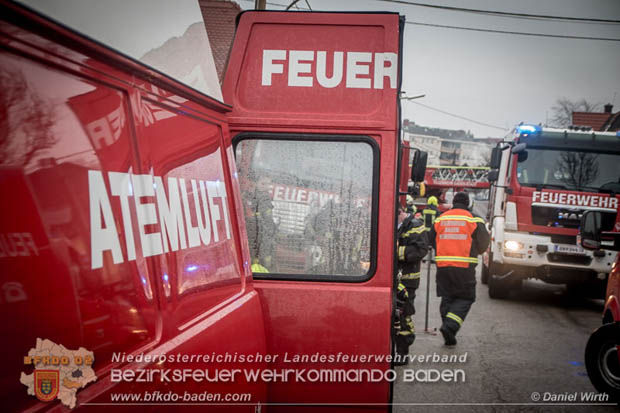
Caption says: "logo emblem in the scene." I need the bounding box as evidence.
[21,338,97,409]
[34,370,59,402]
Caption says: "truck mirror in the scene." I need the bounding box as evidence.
[579,211,602,250]
[487,169,499,182]
[511,143,527,154]
[489,147,502,169]
[512,143,528,163]
[411,150,427,182]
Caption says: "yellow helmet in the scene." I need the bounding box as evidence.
[427,196,438,206]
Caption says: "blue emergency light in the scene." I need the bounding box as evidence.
[517,124,542,135]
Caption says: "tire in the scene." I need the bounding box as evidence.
[585,322,620,402]
[481,264,489,285]
[488,273,511,299]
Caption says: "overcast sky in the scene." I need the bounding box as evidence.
[239,0,620,139]
[21,0,620,139]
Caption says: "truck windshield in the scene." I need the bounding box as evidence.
[516,148,620,193]
[18,0,222,100]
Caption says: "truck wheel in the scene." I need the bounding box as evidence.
[481,264,489,285]
[488,274,511,299]
[585,323,620,402]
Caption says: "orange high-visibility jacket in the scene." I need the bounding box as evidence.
[433,208,485,268]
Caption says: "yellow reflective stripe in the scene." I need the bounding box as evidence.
[446,312,463,325]
[435,215,484,224]
[403,225,426,237]
[423,209,436,215]
[398,246,405,261]
[398,282,406,292]
[402,271,421,279]
[435,256,479,263]
[251,263,269,273]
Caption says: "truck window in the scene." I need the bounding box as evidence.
[0,52,158,371]
[516,148,620,193]
[136,98,243,327]
[235,136,377,280]
[19,0,222,100]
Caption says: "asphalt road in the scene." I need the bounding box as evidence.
[392,260,616,412]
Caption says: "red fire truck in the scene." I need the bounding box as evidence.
[420,165,490,212]
[483,124,620,299]
[1,2,425,411]
[579,211,620,401]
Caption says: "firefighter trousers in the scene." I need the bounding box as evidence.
[401,278,420,316]
[394,313,415,359]
[439,296,473,336]
[394,281,417,362]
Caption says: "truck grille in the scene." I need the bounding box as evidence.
[547,253,592,266]
[550,235,577,245]
[532,205,617,230]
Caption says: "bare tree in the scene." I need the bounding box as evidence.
[0,65,56,167]
[550,98,602,128]
[557,151,599,190]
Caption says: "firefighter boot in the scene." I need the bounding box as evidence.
[394,337,411,366]
[439,325,457,347]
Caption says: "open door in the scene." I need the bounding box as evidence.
[224,11,403,411]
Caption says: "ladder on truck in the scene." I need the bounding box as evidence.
[424,166,491,189]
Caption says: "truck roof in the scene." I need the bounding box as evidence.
[504,124,620,153]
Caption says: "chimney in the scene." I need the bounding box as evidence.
[604,103,613,113]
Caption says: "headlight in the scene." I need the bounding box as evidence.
[504,240,523,251]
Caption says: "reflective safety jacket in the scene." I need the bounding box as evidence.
[397,215,429,282]
[251,262,269,273]
[432,207,488,268]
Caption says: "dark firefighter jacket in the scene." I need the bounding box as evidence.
[245,188,276,265]
[422,204,439,229]
[430,202,490,300]
[397,214,429,284]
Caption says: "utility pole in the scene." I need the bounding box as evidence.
[255,0,266,10]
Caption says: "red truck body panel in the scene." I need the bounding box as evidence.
[1,2,267,411]
[604,264,620,323]
[2,4,405,412]
[223,11,402,410]
[507,153,620,236]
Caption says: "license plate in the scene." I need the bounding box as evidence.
[554,244,586,255]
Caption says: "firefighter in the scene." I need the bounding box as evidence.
[394,281,415,366]
[405,194,416,215]
[430,191,489,346]
[394,206,429,361]
[313,197,369,275]
[245,175,276,273]
[423,195,440,229]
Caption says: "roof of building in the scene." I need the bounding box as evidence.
[601,112,620,132]
[199,0,241,84]
[404,121,474,141]
[571,111,612,131]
